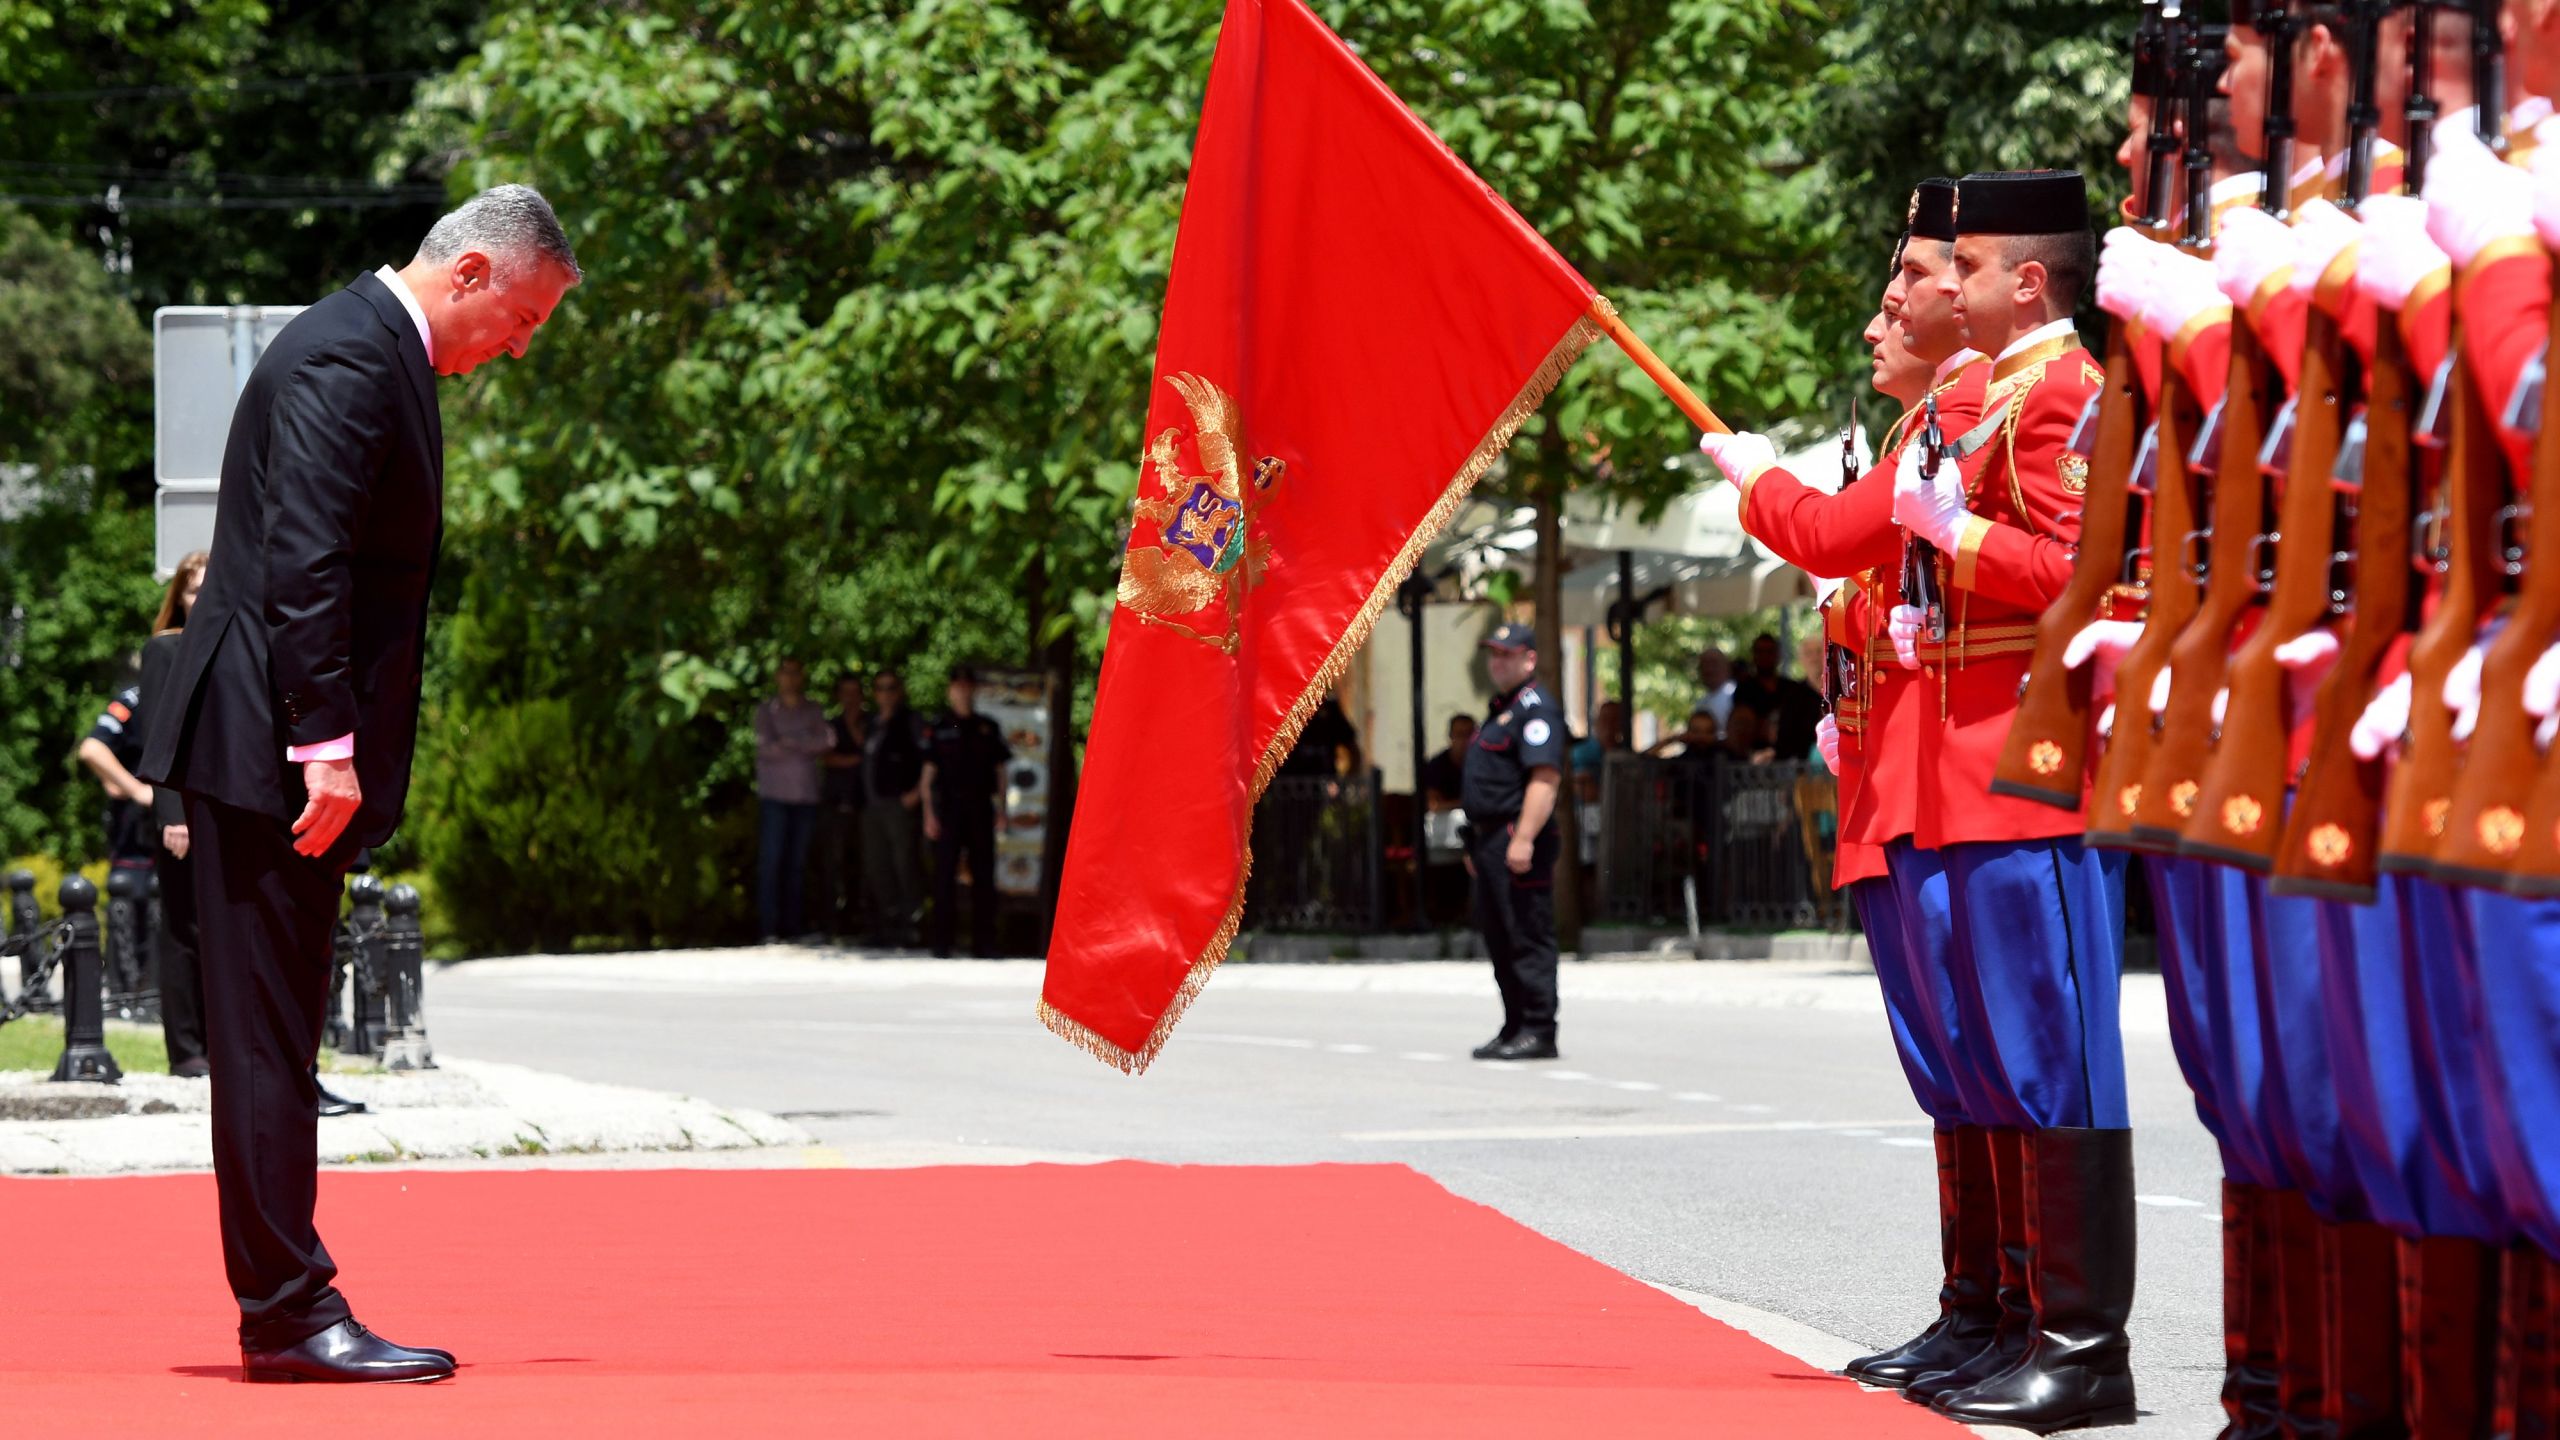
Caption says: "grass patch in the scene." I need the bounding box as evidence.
[0,1015,170,1075]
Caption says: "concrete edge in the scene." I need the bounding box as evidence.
[1643,1282,2011,1439]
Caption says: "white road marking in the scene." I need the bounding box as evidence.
[1344,1118,1935,1143]
[1674,1092,1722,1102]
[2137,1194,2205,1208]
[1612,1080,1661,1092]
[1879,1136,1934,1148]
[1398,1051,1450,1062]
[1325,1043,1375,1054]
[1543,1070,1594,1081]
[1837,1128,1884,1138]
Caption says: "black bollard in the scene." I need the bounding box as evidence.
[345,875,387,1058]
[102,866,156,1022]
[378,885,435,1071]
[326,898,354,1053]
[6,869,36,944]
[50,877,121,1084]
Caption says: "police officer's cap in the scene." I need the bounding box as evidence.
[1955,170,2088,236]
[1907,178,1959,243]
[1482,622,1536,652]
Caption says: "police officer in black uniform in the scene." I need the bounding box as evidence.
[1461,623,1566,1061]
[922,664,1013,958]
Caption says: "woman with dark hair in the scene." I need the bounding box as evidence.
[77,551,210,1074]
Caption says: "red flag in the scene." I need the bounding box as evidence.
[1039,0,1603,1071]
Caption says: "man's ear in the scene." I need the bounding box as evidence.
[2013,258,2050,314]
[450,250,494,295]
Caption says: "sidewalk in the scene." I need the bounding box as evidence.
[0,1057,812,1176]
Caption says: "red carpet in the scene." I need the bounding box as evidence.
[9,1162,1968,1437]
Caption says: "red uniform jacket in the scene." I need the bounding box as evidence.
[1927,331,2105,847]
[1823,590,1888,888]
[1736,357,1991,856]
[2455,239,2552,479]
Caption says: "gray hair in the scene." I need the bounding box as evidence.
[414,184,581,284]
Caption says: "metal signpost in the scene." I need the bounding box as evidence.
[152,305,303,578]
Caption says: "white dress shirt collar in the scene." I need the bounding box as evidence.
[1995,316,2078,365]
[374,265,434,367]
[1932,347,1986,384]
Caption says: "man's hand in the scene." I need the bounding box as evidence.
[924,810,943,843]
[2095,227,2163,323]
[2064,620,2146,706]
[2353,195,2449,310]
[1887,604,1927,670]
[1697,431,1778,488]
[902,787,922,811]
[1815,713,1841,771]
[1892,444,1969,551]
[1506,831,1534,875]
[162,824,191,860]
[2352,672,2414,761]
[291,757,361,859]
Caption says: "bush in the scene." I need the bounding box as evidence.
[408,696,754,953]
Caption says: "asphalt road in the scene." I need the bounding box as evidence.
[429,949,2226,1436]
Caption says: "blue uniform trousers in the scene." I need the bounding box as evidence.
[1855,865,1966,1126]
[2195,863,2286,1190]
[2244,874,2365,1220]
[2145,855,2237,1164]
[2315,884,2433,1237]
[2399,878,2511,1243]
[2461,889,2560,1254]
[1941,837,2131,1130]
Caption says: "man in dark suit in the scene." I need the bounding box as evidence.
[139,185,579,1385]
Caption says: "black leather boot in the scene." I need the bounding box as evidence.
[2266,1190,2328,1439]
[2321,1220,2401,1437]
[2528,1249,2560,1440]
[2498,1245,2558,1440]
[1908,1127,2036,1405]
[1849,1126,2001,1388]
[1933,1126,2137,1432]
[2221,1182,2284,1439]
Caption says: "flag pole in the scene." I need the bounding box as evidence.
[1589,297,1730,436]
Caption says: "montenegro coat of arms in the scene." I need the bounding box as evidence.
[1116,372,1287,654]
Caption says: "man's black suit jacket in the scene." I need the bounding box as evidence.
[139,271,444,852]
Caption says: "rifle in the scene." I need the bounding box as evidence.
[2271,0,2437,899]
[2128,0,2297,847]
[1903,396,1951,646]
[1823,400,1861,725]
[2178,0,2385,866]
[1992,0,2176,807]
[2378,7,2512,874]
[2436,297,2560,887]
[2090,19,2230,847]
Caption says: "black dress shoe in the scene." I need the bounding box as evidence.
[242,1319,455,1384]
[1470,1029,1520,1060]
[171,1057,211,1079]
[315,1080,369,1118]
[1479,1030,1558,1061]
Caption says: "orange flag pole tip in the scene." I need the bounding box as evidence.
[1589,298,1729,437]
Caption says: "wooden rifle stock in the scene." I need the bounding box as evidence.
[2377,345,2503,871]
[2131,321,2280,846]
[1994,327,2148,807]
[2272,320,2421,900]
[2181,308,2355,865]
[2447,292,2560,888]
[2089,374,2208,847]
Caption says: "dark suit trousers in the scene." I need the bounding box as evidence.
[186,794,353,1349]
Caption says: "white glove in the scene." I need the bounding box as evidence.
[2216,206,2296,309]
[1887,604,1926,670]
[2137,249,2228,341]
[2446,641,2489,742]
[1816,712,1841,770]
[2352,671,2414,760]
[2277,628,2342,735]
[1698,430,1778,487]
[2423,140,2536,267]
[2098,702,2118,740]
[2096,227,2166,322]
[2353,194,2452,310]
[2527,136,2560,249]
[2149,666,2173,719]
[2525,640,2560,747]
[2290,199,2363,298]
[1893,443,1970,551]
[2064,619,2146,706]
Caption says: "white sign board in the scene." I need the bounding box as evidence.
[152,305,304,578]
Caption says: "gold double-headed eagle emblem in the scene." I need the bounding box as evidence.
[1117,373,1287,654]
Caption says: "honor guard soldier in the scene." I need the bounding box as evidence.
[1698,181,2005,1398]
[1461,623,1565,1061]
[1889,167,2138,1433]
